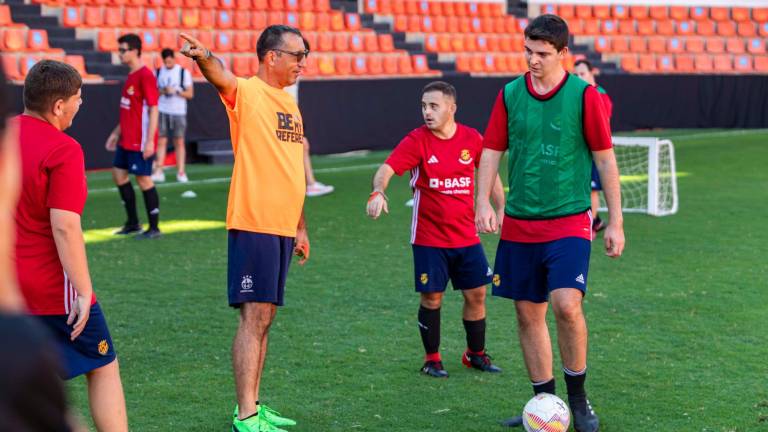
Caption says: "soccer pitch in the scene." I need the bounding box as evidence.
[69,129,768,431]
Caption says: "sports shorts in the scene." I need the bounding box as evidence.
[228,230,293,307]
[113,146,154,176]
[412,243,492,293]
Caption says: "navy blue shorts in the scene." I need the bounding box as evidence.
[228,230,293,307]
[34,302,117,380]
[591,162,602,191]
[113,146,154,176]
[412,243,492,293]
[492,237,591,303]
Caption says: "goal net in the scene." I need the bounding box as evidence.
[599,137,679,217]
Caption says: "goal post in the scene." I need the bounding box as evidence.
[600,137,679,217]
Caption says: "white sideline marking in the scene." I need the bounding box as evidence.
[658,129,768,141]
[88,162,382,194]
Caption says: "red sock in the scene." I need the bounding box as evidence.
[425,352,442,362]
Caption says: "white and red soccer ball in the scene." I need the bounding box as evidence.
[522,393,571,432]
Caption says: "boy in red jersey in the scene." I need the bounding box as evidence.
[367,81,505,378]
[476,15,624,432]
[15,60,128,431]
[105,33,162,239]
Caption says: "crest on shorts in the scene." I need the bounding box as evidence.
[98,339,109,356]
[241,275,254,292]
[420,273,429,285]
[492,274,501,287]
[459,149,473,165]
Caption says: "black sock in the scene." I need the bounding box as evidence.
[417,305,440,356]
[462,318,486,353]
[564,367,587,398]
[142,187,160,230]
[117,182,139,226]
[592,216,602,229]
[532,378,556,396]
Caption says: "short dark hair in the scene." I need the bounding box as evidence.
[118,33,142,56]
[23,60,82,114]
[161,48,174,60]
[422,81,457,102]
[574,59,593,70]
[256,25,303,62]
[524,14,569,52]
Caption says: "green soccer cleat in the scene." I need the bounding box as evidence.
[233,405,297,428]
[231,412,287,432]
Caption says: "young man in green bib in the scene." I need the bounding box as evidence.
[475,14,625,432]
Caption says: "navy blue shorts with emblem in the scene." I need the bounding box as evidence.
[492,237,591,303]
[590,162,602,191]
[228,230,293,307]
[34,302,117,380]
[412,243,492,293]
[113,146,154,176]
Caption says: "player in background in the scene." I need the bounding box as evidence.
[105,33,162,239]
[15,60,128,431]
[574,59,614,235]
[367,81,506,378]
[303,137,334,197]
[475,15,624,432]
[179,25,310,432]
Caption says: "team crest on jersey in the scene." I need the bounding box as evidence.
[492,274,501,287]
[98,339,109,356]
[458,149,473,165]
[241,275,254,292]
[420,273,429,285]
[126,85,135,96]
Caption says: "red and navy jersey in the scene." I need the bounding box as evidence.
[119,66,159,151]
[386,124,483,248]
[14,115,97,315]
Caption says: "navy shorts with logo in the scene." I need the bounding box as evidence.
[492,237,591,303]
[113,146,154,176]
[34,302,117,380]
[412,243,492,293]
[590,162,602,191]
[228,230,293,307]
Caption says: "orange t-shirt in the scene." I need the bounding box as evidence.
[221,76,305,237]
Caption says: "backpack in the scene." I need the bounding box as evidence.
[156,66,186,91]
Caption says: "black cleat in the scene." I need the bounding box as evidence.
[114,224,142,235]
[500,415,523,427]
[462,350,502,373]
[420,361,448,378]
[135,228,162,240]
[570,396,599,432]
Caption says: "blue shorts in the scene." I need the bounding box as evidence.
[591,162,602,191]
[113,146,154,176]
[492,237,591,303]
[228,230,293,307]
[412,243,492,293]
[34,302,117,380]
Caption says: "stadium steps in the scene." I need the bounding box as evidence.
[195,140,234,165]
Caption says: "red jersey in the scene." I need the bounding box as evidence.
[385,124,483,248]
[15,115,96,315]
[484,72,613,243]
[119,66,159,151]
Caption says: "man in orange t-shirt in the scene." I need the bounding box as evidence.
[179,25,309,432]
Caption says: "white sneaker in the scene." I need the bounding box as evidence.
[176,172,189,183]
[306,181,334,197]
[405,198,414,207]
[151,170,166,182]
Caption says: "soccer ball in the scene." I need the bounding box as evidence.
[522,393,571,432]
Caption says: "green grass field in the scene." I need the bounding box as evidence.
[69,129,768,431]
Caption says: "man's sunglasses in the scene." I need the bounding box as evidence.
[272,49,310,62]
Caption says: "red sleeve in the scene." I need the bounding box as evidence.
[46,141,87,215]
[142,69,159,106]
[385,132,422,176]
[583,86,612,151]
[600,93,613,120]
[483,90,508,151]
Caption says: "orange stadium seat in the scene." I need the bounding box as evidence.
[27,30,52,51]
[649,6,667,20]
[667,37,684,53]
[251,0,267,8]
[696,20,715,36]
[455,54,470,72]
[492,16,505,33]
[755,56,768,72]
[250,56,259,73]
[167,0,183,6]
[469,54,483,72]
[220,0,235,8]
[231,55,250,76]
[648,37,665,53]
[620,54,638,72]
[97,29,117,51]
[194,30,213,49]
[593,5,610,19]
[285,0,299,11]
[234,10,250,29]
[65,54,98,79]
[251,11,266,29]
[669,6,687,20]
[487,35,500,52]
[618,20,635,35]
[335,55,351,75]
[199,10,215,28]
[144,8,160,27]
[412,54,429,74]
[2,55,21,81]
[333,33,348,51]
[733,55,751,72]
[84,7,103,26]
[710,7,728,21]
[657,55,674,72]
[676,54,694,72]
[557,4,574,19]
[737,22,756,37]
[601,20,618,35]
[130,0,147,6]
[440,1,454,17]
[330,11,344,31]
[317,33,332,51]
[717,21,736,37]
[62,7,81,27]
[481,17,494,33]
[450,34,465,52]
[149,0,165,6]
[346,13,361,31]
[162,9,179,27]
[424,34,437,52]
[236,0,251,8]
[676,20,694,36]
[352,56,367,75]
[713,54,732,72]
[694,54,713,72]
[691,7,708,21]
[141,30,158,51]
[612,36,629,53]
[158,30,179,50]
[398,55,413,74]
[495,54,509,72]
[629,6,648,20]
[483,54,497,72]
[217,10,233,29]
[466,2,480,17]
[638,54,656,71]
[103,7,122,27]
[303,32,316,50]
[349,33,363,52]
[629,37,647,53]
[268,0,282,10]
[20,56,41,77]
[686,38,704,53]
[181,9,199,28]
[637,20,654,36]
[594,36,610,53]
[378,33,394,52]
[726,38,745,54]
[404,0,417,15]
[421,15,434,33]
[706,38,725,53]
[299,11,315,30]
[215,32,232,51]
[657,20,674,36]
[612,5,628,19]
[284,12,299,27]
[748,38,765,55]
[383,55,397,74]
[0,5,24,27]
[499,35,512,52]
[434,16,447,33]
[267,11,284,27]
[540,4,556,15]
[124,7,141,27]
[393,15,406,32]
[754,8,768,22]
[391,0,405,15]
[314,0,330,11]
[760,22,768,37]
[575,5,591,19]
[581,19,599,35]
[316,55,333,75]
